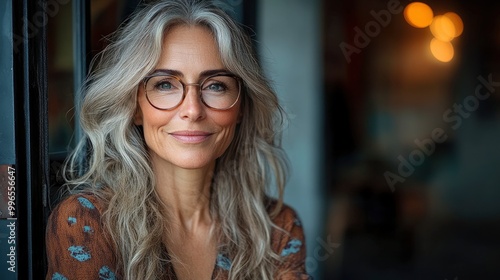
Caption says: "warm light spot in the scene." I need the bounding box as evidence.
[430,38,454,62]
[444,12,464,37]
[404,2,434,28]
[430,15,456,42]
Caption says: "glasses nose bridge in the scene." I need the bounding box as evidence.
[181,82,205,108]
[183,82,202,94]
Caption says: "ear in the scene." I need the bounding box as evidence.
[133,105,143,126]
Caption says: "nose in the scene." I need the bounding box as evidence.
[178,84,206,121]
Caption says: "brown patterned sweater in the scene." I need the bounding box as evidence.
[45,194,311,279]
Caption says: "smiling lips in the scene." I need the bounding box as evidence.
[169,130,213,143]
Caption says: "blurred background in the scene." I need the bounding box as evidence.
[46,0,500,279]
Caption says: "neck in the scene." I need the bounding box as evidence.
[153,157,215,233]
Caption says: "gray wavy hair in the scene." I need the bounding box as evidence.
[64,0,288,279]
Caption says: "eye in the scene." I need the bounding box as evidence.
[204,82,226,92]
[156,81,175,91]
[147,76,182,93]
[203,77,233,93]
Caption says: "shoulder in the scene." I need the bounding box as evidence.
[46,193,119,279]
[267,199,311,278]
[50,193,105,218]
[266,198,303,230]
[266,198,306,251]
[46,193,107,236]
[55,192,105,210]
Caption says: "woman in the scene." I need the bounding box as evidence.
[45,0,309,279]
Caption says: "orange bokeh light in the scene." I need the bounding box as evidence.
[444,12,464,37]
[430,38,454,62]
[404,2,434,28]
[430,15,456,42]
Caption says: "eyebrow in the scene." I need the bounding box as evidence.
[149,69,231,78]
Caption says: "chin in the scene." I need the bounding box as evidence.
[151,149,222,171]
[169,156,216,170]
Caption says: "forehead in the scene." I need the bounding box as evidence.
[156,24,224,74]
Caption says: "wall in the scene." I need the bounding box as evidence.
[258,0,324,278]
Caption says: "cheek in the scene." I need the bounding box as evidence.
[214,108,241,146]
[216,104,241,131]
[137,92,164,126]
[142,110,173,132]
[214,124,238,159]
[136,97,174,146]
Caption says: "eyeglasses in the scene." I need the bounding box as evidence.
[143,72,241,110]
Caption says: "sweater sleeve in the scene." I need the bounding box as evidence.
[271,204,312,280]
[45,194,119,280]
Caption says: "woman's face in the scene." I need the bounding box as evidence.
[135,25,241,170]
